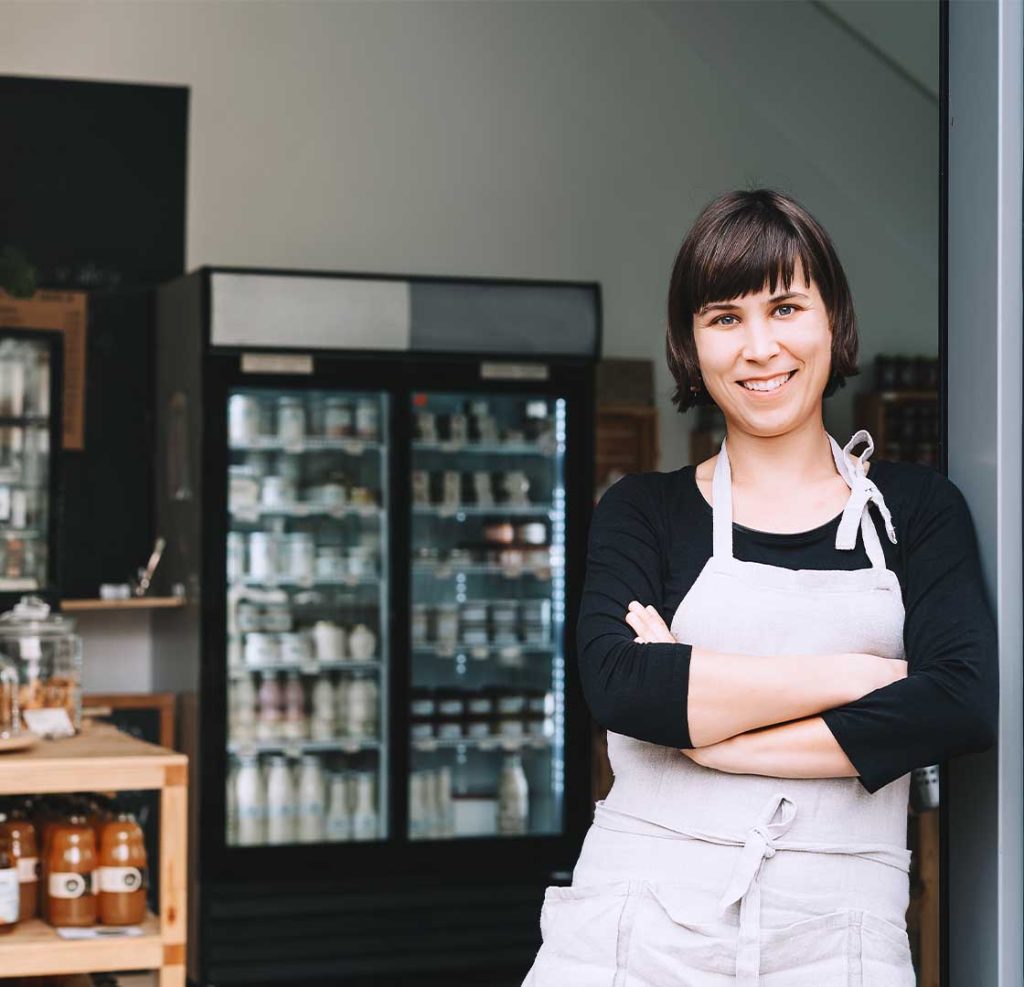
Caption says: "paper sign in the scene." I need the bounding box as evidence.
[23,707,75,738]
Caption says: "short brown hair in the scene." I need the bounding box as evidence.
[666,188,860,413]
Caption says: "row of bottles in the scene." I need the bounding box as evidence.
[0,794,147,931]
[229,671,379,744]
[409,754,529,840]
[230,392,382,446]
[229,754,379,846]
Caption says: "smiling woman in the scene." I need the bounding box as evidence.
[520,187,998,987]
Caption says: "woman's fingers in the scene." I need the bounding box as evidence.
[625,601,676,643]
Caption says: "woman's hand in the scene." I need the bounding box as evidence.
[842,652,909,701]
[624,600,676,643]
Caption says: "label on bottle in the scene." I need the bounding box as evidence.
[17,856,38,883]
[98,866,147,893]
[0,867,18,923]
[49,871,95,899]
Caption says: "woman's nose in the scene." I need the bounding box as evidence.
[741,320,782,360]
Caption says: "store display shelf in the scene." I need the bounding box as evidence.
[412,561,556,579]
[230,575,379,590]
[0,577,40,592]
[228,738,381,756]
[0,413,49,426]
[229,659,382,676]
[411,735,551,753]
[229,437,383,454]
[412,440,556,456]
[229,503,381,521]
[413,642,554,659]
[0,912,164,978]
[62,597,186,612]
[0,527,41,537]
[0,724,187,984]
[412,503,555,518]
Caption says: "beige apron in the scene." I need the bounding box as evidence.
[522,429,915,986]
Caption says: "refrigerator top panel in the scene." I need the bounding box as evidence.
[205,269,600,359]
[211,273,412,351]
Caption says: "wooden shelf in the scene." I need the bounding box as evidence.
[0,724,187,985]
[60,597,186,613]
[0,913,163,977]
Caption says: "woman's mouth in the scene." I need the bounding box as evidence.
[736,369,798,396]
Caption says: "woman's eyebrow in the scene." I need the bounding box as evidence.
[699,291,810,316]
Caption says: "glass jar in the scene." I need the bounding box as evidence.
[0,596,82,733]
[0,655,20,741]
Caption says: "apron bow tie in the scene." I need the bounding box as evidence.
[835,430,898,551]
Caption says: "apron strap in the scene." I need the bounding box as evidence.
[711,433,735,560]
[830,430,898,569]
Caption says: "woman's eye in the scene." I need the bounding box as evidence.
[712,315,737,326]
[776,304,797,316]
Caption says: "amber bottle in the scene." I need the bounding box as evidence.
[0,833,18,933]
[46,815,97,927]
[98,812,147,926]
[0,809,38,920]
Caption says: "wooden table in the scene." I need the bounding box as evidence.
[0,724,187,986]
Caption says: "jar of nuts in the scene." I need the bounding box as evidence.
[0,596,82,734]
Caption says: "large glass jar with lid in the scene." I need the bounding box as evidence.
[0,596,82,733]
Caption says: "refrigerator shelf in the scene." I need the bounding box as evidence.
[0,528,42,538]
[411,440,556,456]
[412,642,554,658]
[412,561,556,579]
[228,738,381,756]
[229,503,382,521]
[229,659,382,676]
[412,503,554,518]
[229,437,384,455]
[411,735,551,753]
[230,576,379,590]
[0,577,38,591]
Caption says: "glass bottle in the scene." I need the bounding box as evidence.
[98,812,147,926]
[46,814,98,926]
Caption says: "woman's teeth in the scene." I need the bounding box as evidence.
[739,370,796,392]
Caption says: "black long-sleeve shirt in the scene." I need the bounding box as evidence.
[576,459,999,795]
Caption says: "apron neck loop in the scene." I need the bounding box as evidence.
[711,429,896,567]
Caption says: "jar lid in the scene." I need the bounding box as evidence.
[0,596,76,638]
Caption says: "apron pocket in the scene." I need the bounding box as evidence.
[759,910,854,983]
[626,884,739,985]
[857,910,916,987]
[527,881,639,987]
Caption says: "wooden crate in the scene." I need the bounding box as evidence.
[0,724,187,986]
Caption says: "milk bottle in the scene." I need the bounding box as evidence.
[265,755,296,845]
[296,755,326,844]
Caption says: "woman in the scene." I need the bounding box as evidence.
[521,188,998,986]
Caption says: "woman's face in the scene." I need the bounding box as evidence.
[692,266,832,437]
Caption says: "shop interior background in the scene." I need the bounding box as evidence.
[0,0,939,694]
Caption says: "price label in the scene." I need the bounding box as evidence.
[435,564,452,580]
[470,646,489,661]
[327,504,348,519]
[438,505,457,519]
[284,442,305,455]
[440,440,464,453]
[283,744,303,760]
[234,504,259,523]
[342,440,365,456]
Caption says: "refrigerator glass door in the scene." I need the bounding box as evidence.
[408,391,566,840]
[0,336,52,592]
[224,386,389,847]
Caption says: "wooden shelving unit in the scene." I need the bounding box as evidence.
[0,724,188,986]
[60,597,186,613]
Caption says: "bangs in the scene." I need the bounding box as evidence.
[689,217,821,319]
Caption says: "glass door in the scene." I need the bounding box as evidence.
[223,386,389,847]
[0,335,53,592]
[407,390,566,840]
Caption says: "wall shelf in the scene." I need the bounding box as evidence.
[60,597,186,613]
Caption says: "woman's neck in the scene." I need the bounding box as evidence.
[725,419,843,488]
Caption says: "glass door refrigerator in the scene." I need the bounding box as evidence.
[0,329,62,604]
[153,268,599,987]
